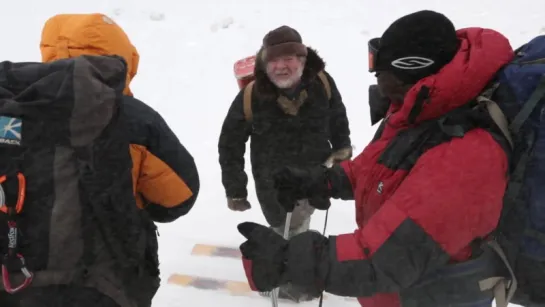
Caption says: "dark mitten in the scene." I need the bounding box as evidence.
[307,194,331,210]
[272,165,330,212]
[238,222,288,291]
[284,230,330,298]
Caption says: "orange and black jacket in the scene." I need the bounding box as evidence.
[124,95,200,222]
[39,13,199,222]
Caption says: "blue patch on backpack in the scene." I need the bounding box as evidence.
[0,116,22,146]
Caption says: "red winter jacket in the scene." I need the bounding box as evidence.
[325,28,514,307]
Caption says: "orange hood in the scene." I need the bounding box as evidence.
[40,13,139,96]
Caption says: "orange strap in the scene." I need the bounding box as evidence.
[243,81,255,121]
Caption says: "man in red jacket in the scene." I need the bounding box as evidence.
[237,10,515,307]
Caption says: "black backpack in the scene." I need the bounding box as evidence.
[0,55,159,307]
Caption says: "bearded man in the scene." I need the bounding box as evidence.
[218,25,352,301]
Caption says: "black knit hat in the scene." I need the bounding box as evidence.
[375,10,460,84]
[260,25,308,62]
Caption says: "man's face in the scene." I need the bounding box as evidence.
[376,71,413,102]
[265,55,305,89]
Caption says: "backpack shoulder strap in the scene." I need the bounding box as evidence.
[317,71,332,101]
[510,74,545,133]
[477,74,545,149]
[477,82,514,149]
[477,97,514,149]
[243,80,255,121]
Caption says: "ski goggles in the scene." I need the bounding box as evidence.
[368,37,380,73]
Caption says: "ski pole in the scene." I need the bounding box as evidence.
[311,158,336,307]
[317,208,329,307]
[271,211,293,307]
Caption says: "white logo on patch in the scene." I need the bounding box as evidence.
[391,57,435,70]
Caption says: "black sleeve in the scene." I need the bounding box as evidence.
[122,96,200,223]
[218,89,252,198]
[325,72,352,150]
[143,110,200,222]
[286,220,451,298]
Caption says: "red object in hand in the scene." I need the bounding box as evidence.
[234,55,256,90]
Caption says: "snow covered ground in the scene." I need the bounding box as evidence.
[1,0,544,306]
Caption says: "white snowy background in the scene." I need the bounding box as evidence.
[2,0,544,306]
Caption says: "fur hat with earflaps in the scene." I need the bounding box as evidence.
[260,25,308,62]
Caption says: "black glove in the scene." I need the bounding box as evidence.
[273,165,331,212]
[238,222,288,291]
[238,221,329,297]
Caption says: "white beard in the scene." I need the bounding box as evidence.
[269,65,304,89]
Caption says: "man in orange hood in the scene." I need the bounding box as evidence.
[40,13,200,222]
[7,13,200,307]
[41,13,138,96]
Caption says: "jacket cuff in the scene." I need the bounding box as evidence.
[226,188,247,199]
